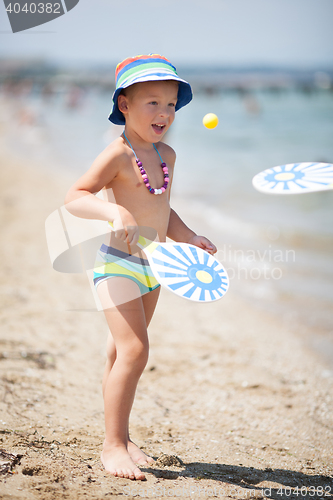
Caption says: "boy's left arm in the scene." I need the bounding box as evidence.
[167,208,217,255]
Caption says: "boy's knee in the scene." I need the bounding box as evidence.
[132,342,149,367]
[123,341,149,371]
[106,346,116,365]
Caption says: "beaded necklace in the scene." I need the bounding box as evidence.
[123,132,169,195]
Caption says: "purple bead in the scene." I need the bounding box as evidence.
[161,162,166,167]
[141,169,146,174]
[137,161,142,167]
[144,179,149,183]
[150,188,155,193]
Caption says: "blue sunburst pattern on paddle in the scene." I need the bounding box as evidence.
[252,163,333,194]
[150,243,229,302]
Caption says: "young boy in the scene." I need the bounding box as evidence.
[65,54,217,481]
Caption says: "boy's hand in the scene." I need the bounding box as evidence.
[113,212,139,246]
[187,235,217,255]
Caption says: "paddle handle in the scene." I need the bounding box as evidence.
[107,222,158,254]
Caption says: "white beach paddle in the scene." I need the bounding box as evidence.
[108,223,229,303]
[252,162,333,194]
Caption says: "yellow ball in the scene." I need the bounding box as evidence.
[203,113,219,129]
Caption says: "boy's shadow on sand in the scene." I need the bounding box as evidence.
[144,462,333,498]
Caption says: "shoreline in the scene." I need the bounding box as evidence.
[0,148,332,498]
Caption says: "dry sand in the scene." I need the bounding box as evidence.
[0,150,332,500]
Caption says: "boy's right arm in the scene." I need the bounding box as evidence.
[64,143,139,245]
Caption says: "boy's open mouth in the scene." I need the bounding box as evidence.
[152,124,165,134]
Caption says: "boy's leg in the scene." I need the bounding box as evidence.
[98,277,159,480]
[101,286,160,467]
[102,285,160,395]
[127,286,160,464]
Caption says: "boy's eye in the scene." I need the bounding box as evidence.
[150,101,158,105]
[168,102,176,107]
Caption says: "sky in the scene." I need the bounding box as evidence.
[1,0,333,69]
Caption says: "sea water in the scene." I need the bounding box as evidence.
[2,86,333,365]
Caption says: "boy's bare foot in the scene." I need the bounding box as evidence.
[101,444,146,480]
[128,439,155,465]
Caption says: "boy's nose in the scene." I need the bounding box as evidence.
[159,106,170,118]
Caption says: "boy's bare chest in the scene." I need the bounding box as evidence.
[113,157,169,196]
[106,159,171,236]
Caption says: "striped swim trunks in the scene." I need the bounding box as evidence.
[93,244,160,295]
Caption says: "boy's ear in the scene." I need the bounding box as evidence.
[118,94,129,114]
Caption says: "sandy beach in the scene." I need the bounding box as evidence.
[0,145,332,500]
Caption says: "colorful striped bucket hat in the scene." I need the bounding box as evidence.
[108,54,193,125]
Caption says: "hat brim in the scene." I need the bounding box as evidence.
[108,76,192,125]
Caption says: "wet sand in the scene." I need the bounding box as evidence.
[0,150,332,499]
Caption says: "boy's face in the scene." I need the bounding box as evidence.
[118,80,179,141]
